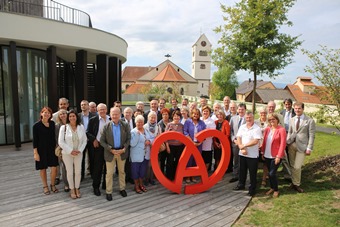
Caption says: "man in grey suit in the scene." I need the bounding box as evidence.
[229,103,247,183]
[100,107,131,201]
[286,102,315,193]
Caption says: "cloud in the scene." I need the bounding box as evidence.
[58,0,340,85]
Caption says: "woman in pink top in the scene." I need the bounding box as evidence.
[260,113,286,198]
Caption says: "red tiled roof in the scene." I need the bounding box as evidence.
[124,84,147,94]
[297,76,312,81]
[152,64,187,82]
[122,66,154,82]
[285,85,323,104]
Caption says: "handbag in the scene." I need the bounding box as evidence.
[55,125,66,157]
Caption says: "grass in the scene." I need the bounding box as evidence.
[233,132,340,227]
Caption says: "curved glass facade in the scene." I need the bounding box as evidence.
[0,46,48,144]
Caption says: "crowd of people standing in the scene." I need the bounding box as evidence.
[33,96,315,200]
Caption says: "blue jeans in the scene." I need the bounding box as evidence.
[265,158,281,191]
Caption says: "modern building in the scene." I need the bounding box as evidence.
[0,0,127,146]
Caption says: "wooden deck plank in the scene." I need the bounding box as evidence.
[0,143,251,226]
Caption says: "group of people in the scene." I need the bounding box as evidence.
[33,96,315,200]
[230,99,315,197]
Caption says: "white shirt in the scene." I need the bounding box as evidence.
[201,117,216,151]
[96,115,110,141]
[236,123,262,158]
[264,130,274,159]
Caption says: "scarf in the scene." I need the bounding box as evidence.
[148,122,156,133]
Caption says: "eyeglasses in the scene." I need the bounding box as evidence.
[268,118,276,121]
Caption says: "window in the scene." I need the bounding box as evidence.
[200,64,206,69]
[199,50,207,56]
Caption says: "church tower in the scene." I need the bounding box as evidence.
[191,34,211,97]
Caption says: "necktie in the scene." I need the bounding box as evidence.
[296,116,300,130]
[238,117,242,129]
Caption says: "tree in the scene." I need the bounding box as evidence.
[303,46,340,132]
[212,0,301,112]
[211,66,238,100]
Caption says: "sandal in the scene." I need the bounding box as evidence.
[266,189,274,195]
[43,186,50,195]
[135,186,142,194]
[75,188,81,198]
[273,191,279,198]
[64,186,70,192]
[70,189,77,199]
[50,184,59,193]
[140,185,148,192]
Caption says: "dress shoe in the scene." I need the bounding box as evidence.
[120,190,127,197]
[294,185,304,193]
[106,194,112,201]
[229,178,238,183]
[233,185,245,191]
[94,188,101,196]
[247,191,255,196]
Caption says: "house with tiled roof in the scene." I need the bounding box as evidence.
[122,34,212,97]
[236,79,276,102]
[284,77,331,105]
[123,60,198,96]
[122,66,154,90]
[245,89,294,104]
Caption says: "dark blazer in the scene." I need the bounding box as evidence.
[280,109,296,118]
[143,110,162,123]
[86,115,100,143]
[100,119,131,161]
[121,117,136,131]
[78,112,96,126]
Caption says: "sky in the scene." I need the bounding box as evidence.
[58,0,340,86]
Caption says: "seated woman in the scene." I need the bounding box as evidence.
[58,110,87,199]
[261,113,286,198]
[130,115,154,193]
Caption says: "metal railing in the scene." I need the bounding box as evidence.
[0,0,92,27]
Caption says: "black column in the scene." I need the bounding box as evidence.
[75,50,87,112]
[9,41,21,148]
[47,46,57,112]
[108,57,121,106]
[96,54,108,105]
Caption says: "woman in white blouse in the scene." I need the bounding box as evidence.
[58,110,87,199]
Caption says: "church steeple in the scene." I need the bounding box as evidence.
[191,34,211,97]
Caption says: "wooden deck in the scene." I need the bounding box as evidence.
[0,143,251,227]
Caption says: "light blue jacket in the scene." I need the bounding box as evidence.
[130,128,154,162]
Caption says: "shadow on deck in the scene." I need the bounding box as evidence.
[0,143,251,227]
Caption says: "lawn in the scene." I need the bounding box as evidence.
[233,132,340,227]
